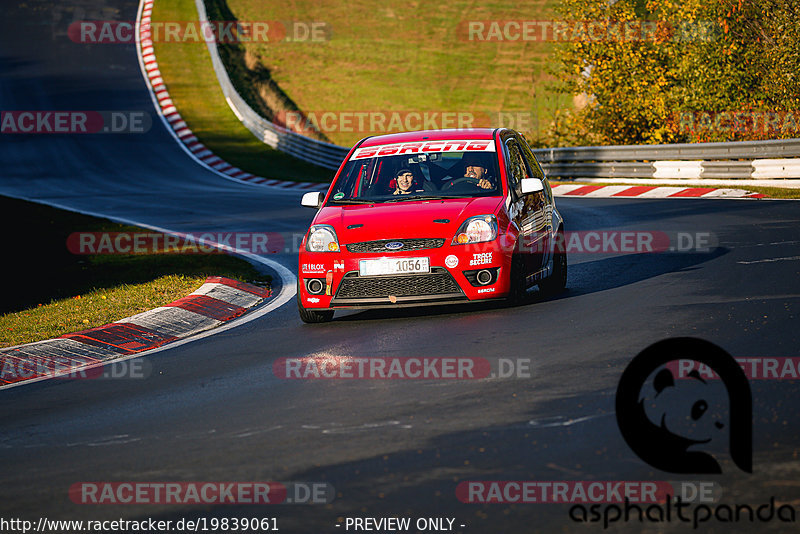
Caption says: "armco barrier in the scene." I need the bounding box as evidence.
[193,0,800,180]
[533,141,800,179]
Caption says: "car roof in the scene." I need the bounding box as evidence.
[357,128,498,148]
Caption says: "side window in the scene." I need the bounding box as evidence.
[518,137,545,179]
[518,136,552,202]
[504,140,526,198]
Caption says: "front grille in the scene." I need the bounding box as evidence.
[334,268,461,299]
[346,238,446,253]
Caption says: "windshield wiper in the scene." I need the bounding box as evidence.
[384,195,445,203]
[329,199,375,204]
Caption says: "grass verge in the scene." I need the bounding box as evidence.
[153,0,566,154]
[150,0,333,182]
[0,196,270,348]
[151,0,800,193]
[220,0,566,148]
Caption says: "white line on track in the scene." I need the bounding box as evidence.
[737,256,800,265]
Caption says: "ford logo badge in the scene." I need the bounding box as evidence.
[385,241,404,250]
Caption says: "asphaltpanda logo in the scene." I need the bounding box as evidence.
[616,337,752,474]
[568,339,798,530]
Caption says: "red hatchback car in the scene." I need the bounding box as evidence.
[297,128,566,323]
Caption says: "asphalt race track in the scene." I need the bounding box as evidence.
[2,1,799,533]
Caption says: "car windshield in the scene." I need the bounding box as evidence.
[327,140,502,203]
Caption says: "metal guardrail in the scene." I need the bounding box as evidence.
[533,138,800,162]
[196,0,800,180]
[533,139,800,179]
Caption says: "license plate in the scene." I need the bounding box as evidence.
[359,257,430,276]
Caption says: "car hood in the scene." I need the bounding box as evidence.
[313,196,504,243]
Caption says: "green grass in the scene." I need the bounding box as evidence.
[152,0,568,151]
[151,0,333,182]
[152,0,800,195]
[738,186,800,199]
[222,0,568,147]
[0,196,270,348]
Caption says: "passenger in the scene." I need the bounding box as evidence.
[392,168,416,195]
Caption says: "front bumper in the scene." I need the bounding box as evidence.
[298,240,511,309]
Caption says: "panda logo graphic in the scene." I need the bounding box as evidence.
[616,337,752,474]
[642,368,728,452]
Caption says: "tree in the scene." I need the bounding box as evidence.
[552,0,800,145]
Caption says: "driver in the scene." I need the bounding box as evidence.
[465,164,493,189]
[440,153,495,191]
[461,153,493,189]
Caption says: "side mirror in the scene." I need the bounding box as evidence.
[301,191,325,209]
[520,177,544,194]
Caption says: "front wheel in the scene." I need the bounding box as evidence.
[297,281,334,323]
[505,252,529,306]
[539,227,567,296]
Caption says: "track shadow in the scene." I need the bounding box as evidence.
[144,373,800,532]
[562,247,729,297]
[331,247,729,322]
[560,197,774,232]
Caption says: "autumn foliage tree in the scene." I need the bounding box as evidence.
[551,0,800,145]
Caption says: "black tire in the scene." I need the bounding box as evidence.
[297,281,334,323]
[539,227,567,296]
[505,252,529,306]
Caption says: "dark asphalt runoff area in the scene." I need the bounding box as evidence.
[1,1,799,533]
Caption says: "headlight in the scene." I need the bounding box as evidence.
[306,225,340,252]
[452,215,498,245]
